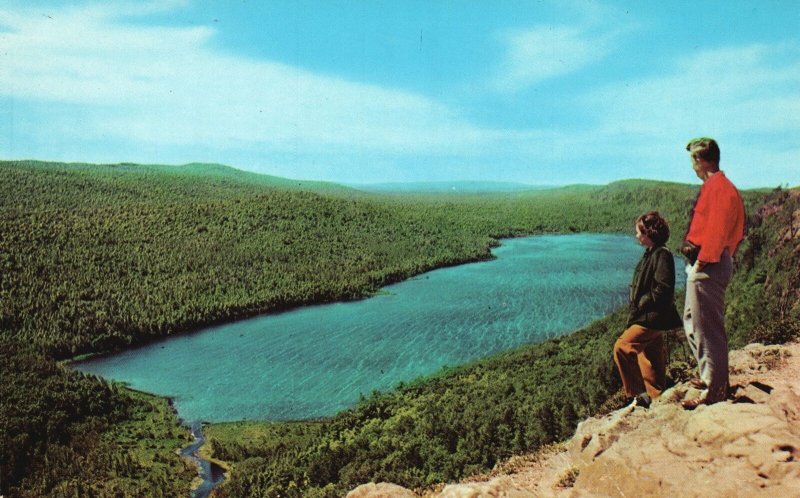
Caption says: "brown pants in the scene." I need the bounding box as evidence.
[614,324,666,399]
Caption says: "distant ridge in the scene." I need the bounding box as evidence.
[2,161,787,194]
[0,159,357,194]
[351,181,558,193]
[175,162,355,192]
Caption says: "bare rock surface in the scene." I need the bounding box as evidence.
[347,482,420,498]
[348,342,800,498]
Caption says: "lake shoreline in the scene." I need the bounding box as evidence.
[68,232,635,496]
[63,239,507,366]
[58,234,517,495]
[64,231,626,367]
[74,233,640,423]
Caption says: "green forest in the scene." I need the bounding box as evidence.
[1,160,797,497]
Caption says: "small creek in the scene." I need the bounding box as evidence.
[180,421,225,498]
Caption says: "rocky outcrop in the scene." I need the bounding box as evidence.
[347,343,800,498]
[347,482,420,498]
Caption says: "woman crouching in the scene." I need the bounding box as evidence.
[614,211,682,408]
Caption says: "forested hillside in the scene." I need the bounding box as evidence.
[0,160,792,497]
[206,183,799,498]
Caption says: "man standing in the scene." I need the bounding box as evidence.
[681,137,745,409]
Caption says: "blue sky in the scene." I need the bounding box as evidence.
[1,0,798,187]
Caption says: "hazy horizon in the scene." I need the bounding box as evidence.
[7,158,797,192]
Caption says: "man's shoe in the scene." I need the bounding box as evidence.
[681,397,706,410]
[689,378,707,389]
[635,393,652,409]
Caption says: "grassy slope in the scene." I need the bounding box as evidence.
[0,159,790,497]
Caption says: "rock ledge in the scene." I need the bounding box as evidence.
[347,343,800,498]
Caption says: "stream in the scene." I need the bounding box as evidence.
[180,421,226,498]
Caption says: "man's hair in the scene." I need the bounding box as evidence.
[636,211,670,246]
[686,137,720,168]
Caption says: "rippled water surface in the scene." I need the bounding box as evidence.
[76,234,646,422]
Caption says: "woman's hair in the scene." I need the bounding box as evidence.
[686,137,720,168]
[637,211,670,246]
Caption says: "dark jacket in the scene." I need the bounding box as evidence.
[627,245,682,330]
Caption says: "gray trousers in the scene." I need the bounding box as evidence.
[683,250,733,403]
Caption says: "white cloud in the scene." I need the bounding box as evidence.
[489,0,634,94]
[572,43,800,187]
[492,26,609,91]
[0,2,505,160]
[584,44,800,137]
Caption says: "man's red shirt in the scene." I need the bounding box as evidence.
[685,171,745,264]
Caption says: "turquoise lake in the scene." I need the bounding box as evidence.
[75,234,650,422]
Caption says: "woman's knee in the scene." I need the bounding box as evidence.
[614,336,632,356]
